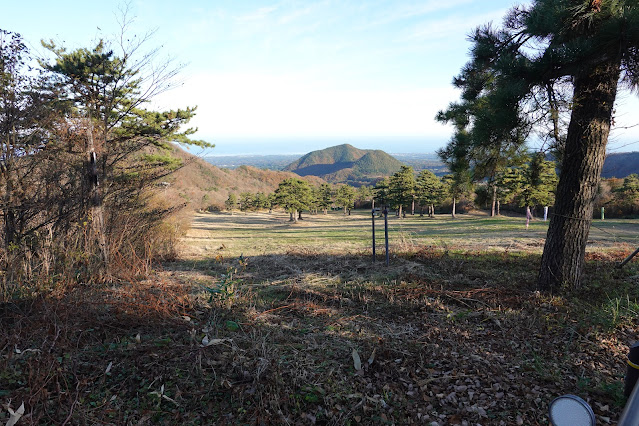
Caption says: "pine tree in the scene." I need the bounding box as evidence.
[615,174,639,214]
[355,185,374,209]
[274,178,312,222]
[225,193,238,211]
[441,170,474,219]
[335,184,356,215]
[388,166,416,218]
[238,192,254,211]
[440,0,639,290]
[317,183,334,214]
[497,153,558,220]
[436,84,530,217]
[254,192,269,210]
[415,170,444,217]
[373,178,390,208]
[41,26,211,276]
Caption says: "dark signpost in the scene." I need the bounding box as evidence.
[384,206,389,266]
[371,206,390,266]
[371,208,376,262]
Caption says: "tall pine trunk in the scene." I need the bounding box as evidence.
[538,61,620,291]
[2,158,16,249]
[85,122,109,276]
[451,197,456,219]
[491,184,497,217]
[3,128,18,250]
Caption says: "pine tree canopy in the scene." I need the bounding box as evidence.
[438,0,639,289]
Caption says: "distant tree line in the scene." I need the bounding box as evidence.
[596,174,639,218]
[224,163,639,223]
[224,180,366,222]
[375,157,559,219]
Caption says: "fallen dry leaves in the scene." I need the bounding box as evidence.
[1,248,638,425]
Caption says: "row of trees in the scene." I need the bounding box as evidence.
[0,24,208,289]
[229,161,639,223]
[225,157,560,221]
[225,181,364,221]
[376,159,558,219]
[597,174,639,217]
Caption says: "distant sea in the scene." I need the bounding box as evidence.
[187,137,444,156]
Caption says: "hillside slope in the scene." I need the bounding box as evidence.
[161,145,325,210]
[283,144,404,185]
[602,151,639,178]
[283,144,368,173]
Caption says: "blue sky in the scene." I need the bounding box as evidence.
[4,1,639,155]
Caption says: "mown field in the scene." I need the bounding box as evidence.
[2,210,639,425]
[182,210,639,257]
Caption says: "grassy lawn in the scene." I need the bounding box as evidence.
[2,210,639,425]
[182,210,639,258]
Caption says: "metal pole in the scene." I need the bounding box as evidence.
[620,342,639,425]
[372,208,376,262]
[619,246,639,269]
[384,206,389,266]
[625,343,639,397]
[619,373,639,425]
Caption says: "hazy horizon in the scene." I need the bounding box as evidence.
[185,137,444,157]
[7,1,639,154]
[186,136,639,158]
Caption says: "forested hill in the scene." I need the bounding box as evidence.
[163,145,325,210]
[283,144,404,185]
[602,151,639,178]
[283,144,368,172]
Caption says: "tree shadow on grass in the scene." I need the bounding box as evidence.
[1,251,637,424]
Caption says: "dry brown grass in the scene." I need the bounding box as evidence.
[181,210,639,259]
[162,146,325,211]
[2,210,639,425]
